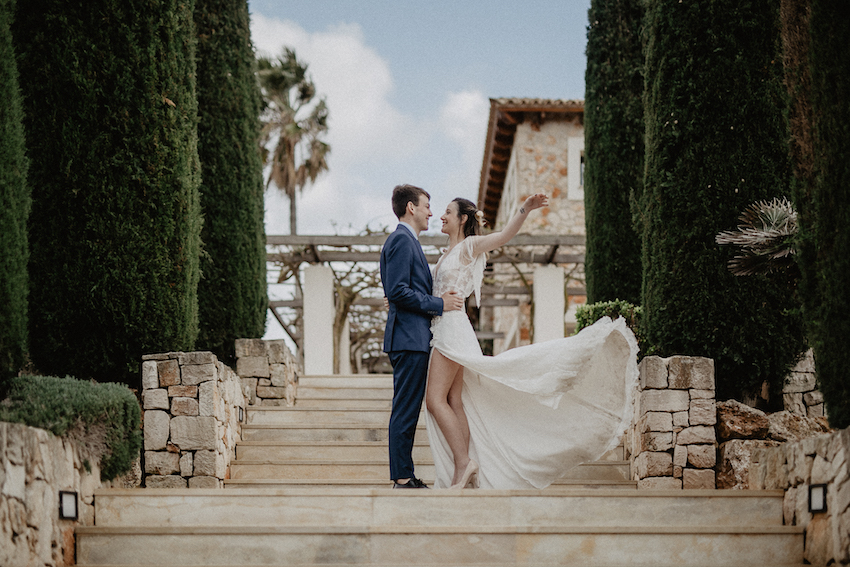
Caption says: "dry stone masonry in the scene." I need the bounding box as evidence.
[235,339,299,406]
[749,426,850,565]
[627,355,717,489]
[141,351,245,488]
[0,421,140,566]
[783,349,824,418]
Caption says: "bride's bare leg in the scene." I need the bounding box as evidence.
[447,366,470,450]
[426,351,470,484]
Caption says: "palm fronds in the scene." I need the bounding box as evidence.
[715,197,798,275]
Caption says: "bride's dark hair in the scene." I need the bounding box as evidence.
[452,198,484,238]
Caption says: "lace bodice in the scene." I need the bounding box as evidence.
[432,236,486,307]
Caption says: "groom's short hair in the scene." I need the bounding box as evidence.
[392,184,430,219]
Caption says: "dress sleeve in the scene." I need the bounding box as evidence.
[462,237,486,308]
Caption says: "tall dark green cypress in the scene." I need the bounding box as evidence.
[791,0,850,427]
[194,0,267,363]
[0,0,29,387]
[14,0,201,387]
[640,0,805,401]
[584,0,644,305]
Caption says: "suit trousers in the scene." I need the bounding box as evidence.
[387,350,430,481]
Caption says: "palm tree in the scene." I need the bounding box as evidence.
[258,48,330,235]
[715,197,798,276]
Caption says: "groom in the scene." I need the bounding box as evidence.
[380,184,463,488]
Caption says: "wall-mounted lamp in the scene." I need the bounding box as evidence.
[238,406,244,423]
[808,484,827,514]
[59,491,78,520]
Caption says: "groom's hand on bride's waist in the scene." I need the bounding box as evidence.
[441,291,464,312]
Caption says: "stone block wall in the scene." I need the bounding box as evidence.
[236,338,299,406]
[627,356,717,489]
[141,351,245,488]
[0,422,138,566]
[783,349,824,418]
[750,427,850,565]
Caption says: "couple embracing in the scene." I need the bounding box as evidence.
[380,184,639,490]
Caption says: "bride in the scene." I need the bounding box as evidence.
[424,194,639,489]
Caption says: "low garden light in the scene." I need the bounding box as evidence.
[808,484,827,514]
[59,490,78,520]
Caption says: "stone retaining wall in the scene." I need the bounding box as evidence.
[141,351,245,488]
[783,349,823,417]
[0,421,140,566]
[750,426,850,565]
[626,356,717,489]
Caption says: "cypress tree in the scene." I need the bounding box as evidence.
[14,0,201,387]
[640,0,805,402]
[0,0,29,386]
[194,0,267,363]
[790,0,850,427]
[584,0,644,305]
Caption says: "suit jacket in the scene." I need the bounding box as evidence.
[381,225,443,353]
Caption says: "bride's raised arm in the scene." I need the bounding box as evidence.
[471,193,548,257]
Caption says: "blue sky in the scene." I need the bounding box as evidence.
[248,1,592,237]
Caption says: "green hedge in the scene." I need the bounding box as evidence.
[575,299,646,355]
[792,0,850,427]
[639,0,806,402]
[194,0,268,363]
[584,0,644,305]
[14,0,202,387]
[0,375,141,480]
[0,0,29,387]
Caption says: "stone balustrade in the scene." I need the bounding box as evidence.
[626,355,717,489]
[141,351,245,488]
[749,426,850,565]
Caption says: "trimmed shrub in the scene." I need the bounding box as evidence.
[0,0,29,387]
[194,0,268,363]
[575,299,646,355]
[584,0,644,305]
[14,0,202,387]
[791,0,850,427]
[0,375,142,480]
[639,0,806,403]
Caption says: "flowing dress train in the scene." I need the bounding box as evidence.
[424,236,639,489]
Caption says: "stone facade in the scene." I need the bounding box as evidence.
[141,351,245,488]
[0,421,140,566]
[491,116,586,353]
[750,426,850,565]
[626,356,717,489]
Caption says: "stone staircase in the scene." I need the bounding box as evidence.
[76,373,805,566]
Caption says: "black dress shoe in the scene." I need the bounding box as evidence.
[393,477,430,489]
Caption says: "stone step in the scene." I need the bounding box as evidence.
[298,375,394,389]
[234,441,625,464]
[222,478,638,490]
[91,489,786,529]
[296,386,393,399]
[236,441,431,461]
[229,460,630,482]
[76,524,803,566]
[240,424,428,443]
[247,407,397,426]
[295,397,393,409]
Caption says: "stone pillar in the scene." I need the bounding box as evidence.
[628,355,717,489]
[303,264,334,375]
[532,265,565,344]
[339,318,351,375]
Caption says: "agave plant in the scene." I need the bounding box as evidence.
[715,197,798,276]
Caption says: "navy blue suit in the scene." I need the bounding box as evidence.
[380,225,443,481]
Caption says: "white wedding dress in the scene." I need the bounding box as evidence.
[424,236,639,489]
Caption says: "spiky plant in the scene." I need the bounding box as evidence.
[716,197,798,276]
